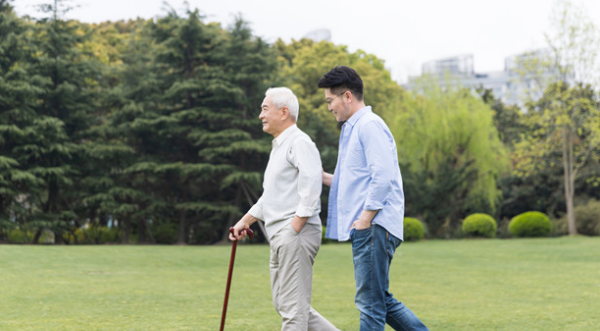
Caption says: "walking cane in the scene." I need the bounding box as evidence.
[220,227,254,331]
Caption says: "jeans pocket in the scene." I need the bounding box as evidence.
[351,226,372,245]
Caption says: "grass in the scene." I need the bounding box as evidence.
[1,237,599,330]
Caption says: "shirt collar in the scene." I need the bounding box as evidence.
[345,106,372,127]
[273,124,298,147]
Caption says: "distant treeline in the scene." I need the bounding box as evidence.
[1,0,599,244]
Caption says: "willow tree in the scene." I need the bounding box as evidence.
[390,76,508,235]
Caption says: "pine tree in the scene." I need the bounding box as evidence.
[0,0,45,239]
[107,11,278,244]
[22,0,106,243]
[202,17,278,242]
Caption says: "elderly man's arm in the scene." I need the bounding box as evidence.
[291,137,323,233]
[229,197,263,241]
[229,213,259,241]
[322,171,333,187]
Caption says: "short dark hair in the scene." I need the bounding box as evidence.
[317,66,364,100]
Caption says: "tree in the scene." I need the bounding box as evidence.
[23,0,107,243]
[514,82,600,235]
[390,76,508,236]
[275,39,403,170]
[511,0,600,236]
[274,39,404,224]
[209,16,278,243]
[0,0,45,239]
[478,87,525,148]
[100,9,278,244]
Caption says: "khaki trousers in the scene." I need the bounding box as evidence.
[269,223,339,331]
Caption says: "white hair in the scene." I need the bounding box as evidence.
[265,87,299,121]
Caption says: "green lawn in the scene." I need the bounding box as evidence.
[1,237,599,330]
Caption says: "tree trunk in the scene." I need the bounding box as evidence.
[143,219,155,244]
[562,128,577,235]
[54,233,64,245]
[121,216,131,244]
[32,228,42,244]
[177,211,187,245]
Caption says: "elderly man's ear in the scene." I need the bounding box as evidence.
[281,107,290,120]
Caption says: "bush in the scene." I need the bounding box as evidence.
[7,228,34,244]
[152,223,178,244]
[462,213,497,238]
[39,229,55,244]
[556,199,600,236]
[404,217,425,241]
[100,227,120,243]
[509,211,552,238]
[65,226,120,244]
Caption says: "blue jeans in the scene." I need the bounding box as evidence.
[351,224,429,331]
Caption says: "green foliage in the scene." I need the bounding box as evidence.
[391,77,508,236]
[462,213,497,238]
[275,39,405,225]
[3,1,598,244]
[151,222,178,244]
[509,211,552,237]
[7,228,34,243]
[556,199,600,236]
[403,217,425,241]
[511,1,600,236]
[478,87,525,148]
[65,226,120,244]
[275,39,402,171]
[513,82,600,235]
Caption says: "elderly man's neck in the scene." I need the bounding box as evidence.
[271,121,296,138]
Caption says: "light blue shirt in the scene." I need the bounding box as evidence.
[326,106,405,241]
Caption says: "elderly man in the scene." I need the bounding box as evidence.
[318,66,429,331]
[230,87,338,331]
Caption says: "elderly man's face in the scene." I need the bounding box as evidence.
[259,96,286,137]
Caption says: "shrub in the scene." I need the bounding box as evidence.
[65,226,120,244]
[7,228,34,244]
[152,223,178,244]
[404,217,425,241]
[551,216,568,237]
[509,211,552,238]
[39,229,55,244]
[96,227,120,243]
[556,199,600,236]
[462,213,497,238]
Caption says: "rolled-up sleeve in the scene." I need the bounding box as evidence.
[290,137,323,217]
[361,121,395,211]
[248,196,264,220]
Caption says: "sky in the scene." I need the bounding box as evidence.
[12,0,600,83]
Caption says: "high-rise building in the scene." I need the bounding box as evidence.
[405,50,566,107]
[303,29,331,42]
